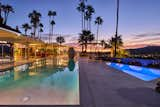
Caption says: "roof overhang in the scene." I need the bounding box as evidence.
[0,27,44,45]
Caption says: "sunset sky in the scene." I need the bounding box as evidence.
[1,0,160,48]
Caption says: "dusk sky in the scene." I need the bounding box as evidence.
[1,0,160,48]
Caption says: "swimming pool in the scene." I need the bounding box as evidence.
[106,62,160,81]
[0,58,79,105]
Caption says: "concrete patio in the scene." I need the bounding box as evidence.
[77,58,160,107]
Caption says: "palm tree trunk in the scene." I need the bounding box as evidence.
[0,4,3,24]
[96,25,99,53]
[85,42,87,53]
[4,12,8,25]
[51,25,53,43]
[25,30,27,35]
[81,12,83,31]
[88,19,89,30]
[0,3,1,18]
[81,44,84,53]
[83,13,86,30]
[33,27,36,38]
[114,0,119,57]
[89,18,91,31]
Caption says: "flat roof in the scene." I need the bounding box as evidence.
[0,27,44,45]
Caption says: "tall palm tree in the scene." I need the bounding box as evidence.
[48,11,56,26]
[0,2,2,18]
[95,16,103,53]
[85,5,95,31]
[77,1,85,30]
[22,23,31,35]
[100,40,106,48]
[48,10,56,43]
[39,28,43,39]
[48,10,52,23]
[114,0,120,57]
[48,10,56,25]
[50,20,55,43]
[38,23,43,38]
[2,4,14,25]
[28,10,41,38]
[39,23,43,28]
[0,2,3,24]
[95,16,103,44]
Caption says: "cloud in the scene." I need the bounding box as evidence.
[133,32,160,39]
[41,33,79,43]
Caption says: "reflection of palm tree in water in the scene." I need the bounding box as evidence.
[68,59,75,71]
[68,47,76,71]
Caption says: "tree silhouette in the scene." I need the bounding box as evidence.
[95,16,103,52]
[56,36,65,45]
[2,4,14,25]
[79,30,94,52]
[77,1,85,30]
[48,10,56,43]
[28,10,41,38]
[85,5,95,31]
[22,23,31,35]
[109,35,123,56]
[114,0,120,57]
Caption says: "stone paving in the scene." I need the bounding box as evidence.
[77,58,160,107]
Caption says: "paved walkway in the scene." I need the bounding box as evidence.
[78,58,160,107]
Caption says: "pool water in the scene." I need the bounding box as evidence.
[106,62,160,81]
[0,58,79,105]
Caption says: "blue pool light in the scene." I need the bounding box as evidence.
[107,62,160,81]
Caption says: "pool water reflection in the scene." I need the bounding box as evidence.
[0,58,79,105]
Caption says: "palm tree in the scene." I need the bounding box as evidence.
[0,2,2,18]
[95,16,103,44]
[78,34,85,52]
[48,10,56,25]
[48,11,56,26]
[114,0,120,57]
[22,23,31,35]
[0,2,3,24]
[50,20,55,43]
[39,23,43,28]
[28,10,41,37]
[77,1,85,30]
[48,10,56,43]
[2,4,14,25]
[56,36,65,56]
[39,28,43,39]
[88,33,95,52]
[85,5,95,31]
[109,35,123,56]
[38,23,43,38]
[48,10,52,23]
[95,16,103,53]
[100,40,106,48]
[79,30,94,52]
[56,36,65,45]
